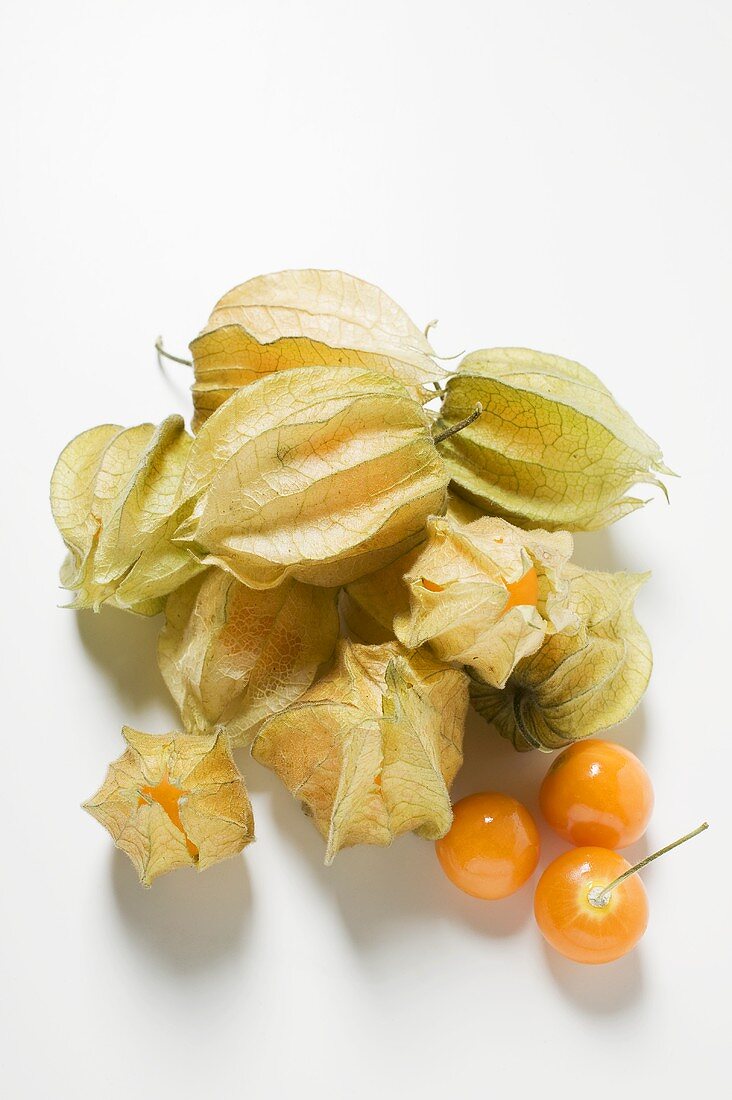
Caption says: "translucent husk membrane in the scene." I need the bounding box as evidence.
[172,364,450,589]
[50,416,204,614]
[83,727,254,886]
[158,569,339,747]
[189,268,445,429]
[252,639,469,863]
[436,348,671,531]
[50,270,668,883]
[346,511,578,687]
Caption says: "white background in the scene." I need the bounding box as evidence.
[1,2,729,1097]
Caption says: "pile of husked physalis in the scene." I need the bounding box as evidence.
[51,269,673,917]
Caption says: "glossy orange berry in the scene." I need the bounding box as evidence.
[436,792,540,899]
[534,847,648,964]
[503,565,539,613]
[540,739,654,848]
[139,771,199,859]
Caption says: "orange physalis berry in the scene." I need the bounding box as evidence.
[436,792,540,900]
[534,824,708,964]
[540,739,654,848]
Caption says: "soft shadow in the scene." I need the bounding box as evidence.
[110,847,251,972]
[253,741,534,949]
[76,606,174,712]
[608,703,648,755]
[327,830,530,946]
[254,706,653,951]
[452,709,550,810]
[543,940,644,1013]
[233,746,275,795]
[330,836,534,945]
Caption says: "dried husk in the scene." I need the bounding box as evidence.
[470,564,652,750]
[174,365,449,589]
[83,727,254,885]
[158,570,339,747]
[345,512,576,686]
[342,493,483,643]
[189,269,444,429]
[252,639,469,863]
[393,515,577,686]
[437,348,670,531]
[445,490,487,525]
[50,416,204,614]
[342,546,417,643]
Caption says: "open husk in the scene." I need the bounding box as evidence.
[346,512,577,686]
[83,727,254,885]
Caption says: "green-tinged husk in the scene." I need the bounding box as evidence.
[51,416,204,613]
[436,348,670,531]
[470,564,652,750]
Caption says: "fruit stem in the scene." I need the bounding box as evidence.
[588,822,709,908]
[433,403,483,444]
[155,336,193,368]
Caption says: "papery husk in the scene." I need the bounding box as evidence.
[345,512,576,686]
[252,639,468,863]
[394,515,577,687]
[342,546,417,643]
[51,416,204,613]
[174,365,449,589]
[189,269,444,429]
[437,348,671,531]
[83,727,254,885]
[158,570,339,747]
[342,495,488,644]
[341,587,397,645]
[470,564,652,750]
[445,491,487,525]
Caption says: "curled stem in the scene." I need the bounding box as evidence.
[433,348,465,362]
[433,403,483,445]
[423,318,465,360]
[588,822,709,908]
[155,336,192,369]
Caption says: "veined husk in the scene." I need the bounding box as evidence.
[174,365,449,589]
[252,639,469,863]
[470,564,652,750]
[189,269,444,429]
[83,727,254,886]
[436,348,671,531]
[445,490,487,525]
[345,513,577,686]
[158,570,339,747]
[342,492,490,644]
[50,416,204,614]
[394,515,577,686]
[342,546,418,644]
